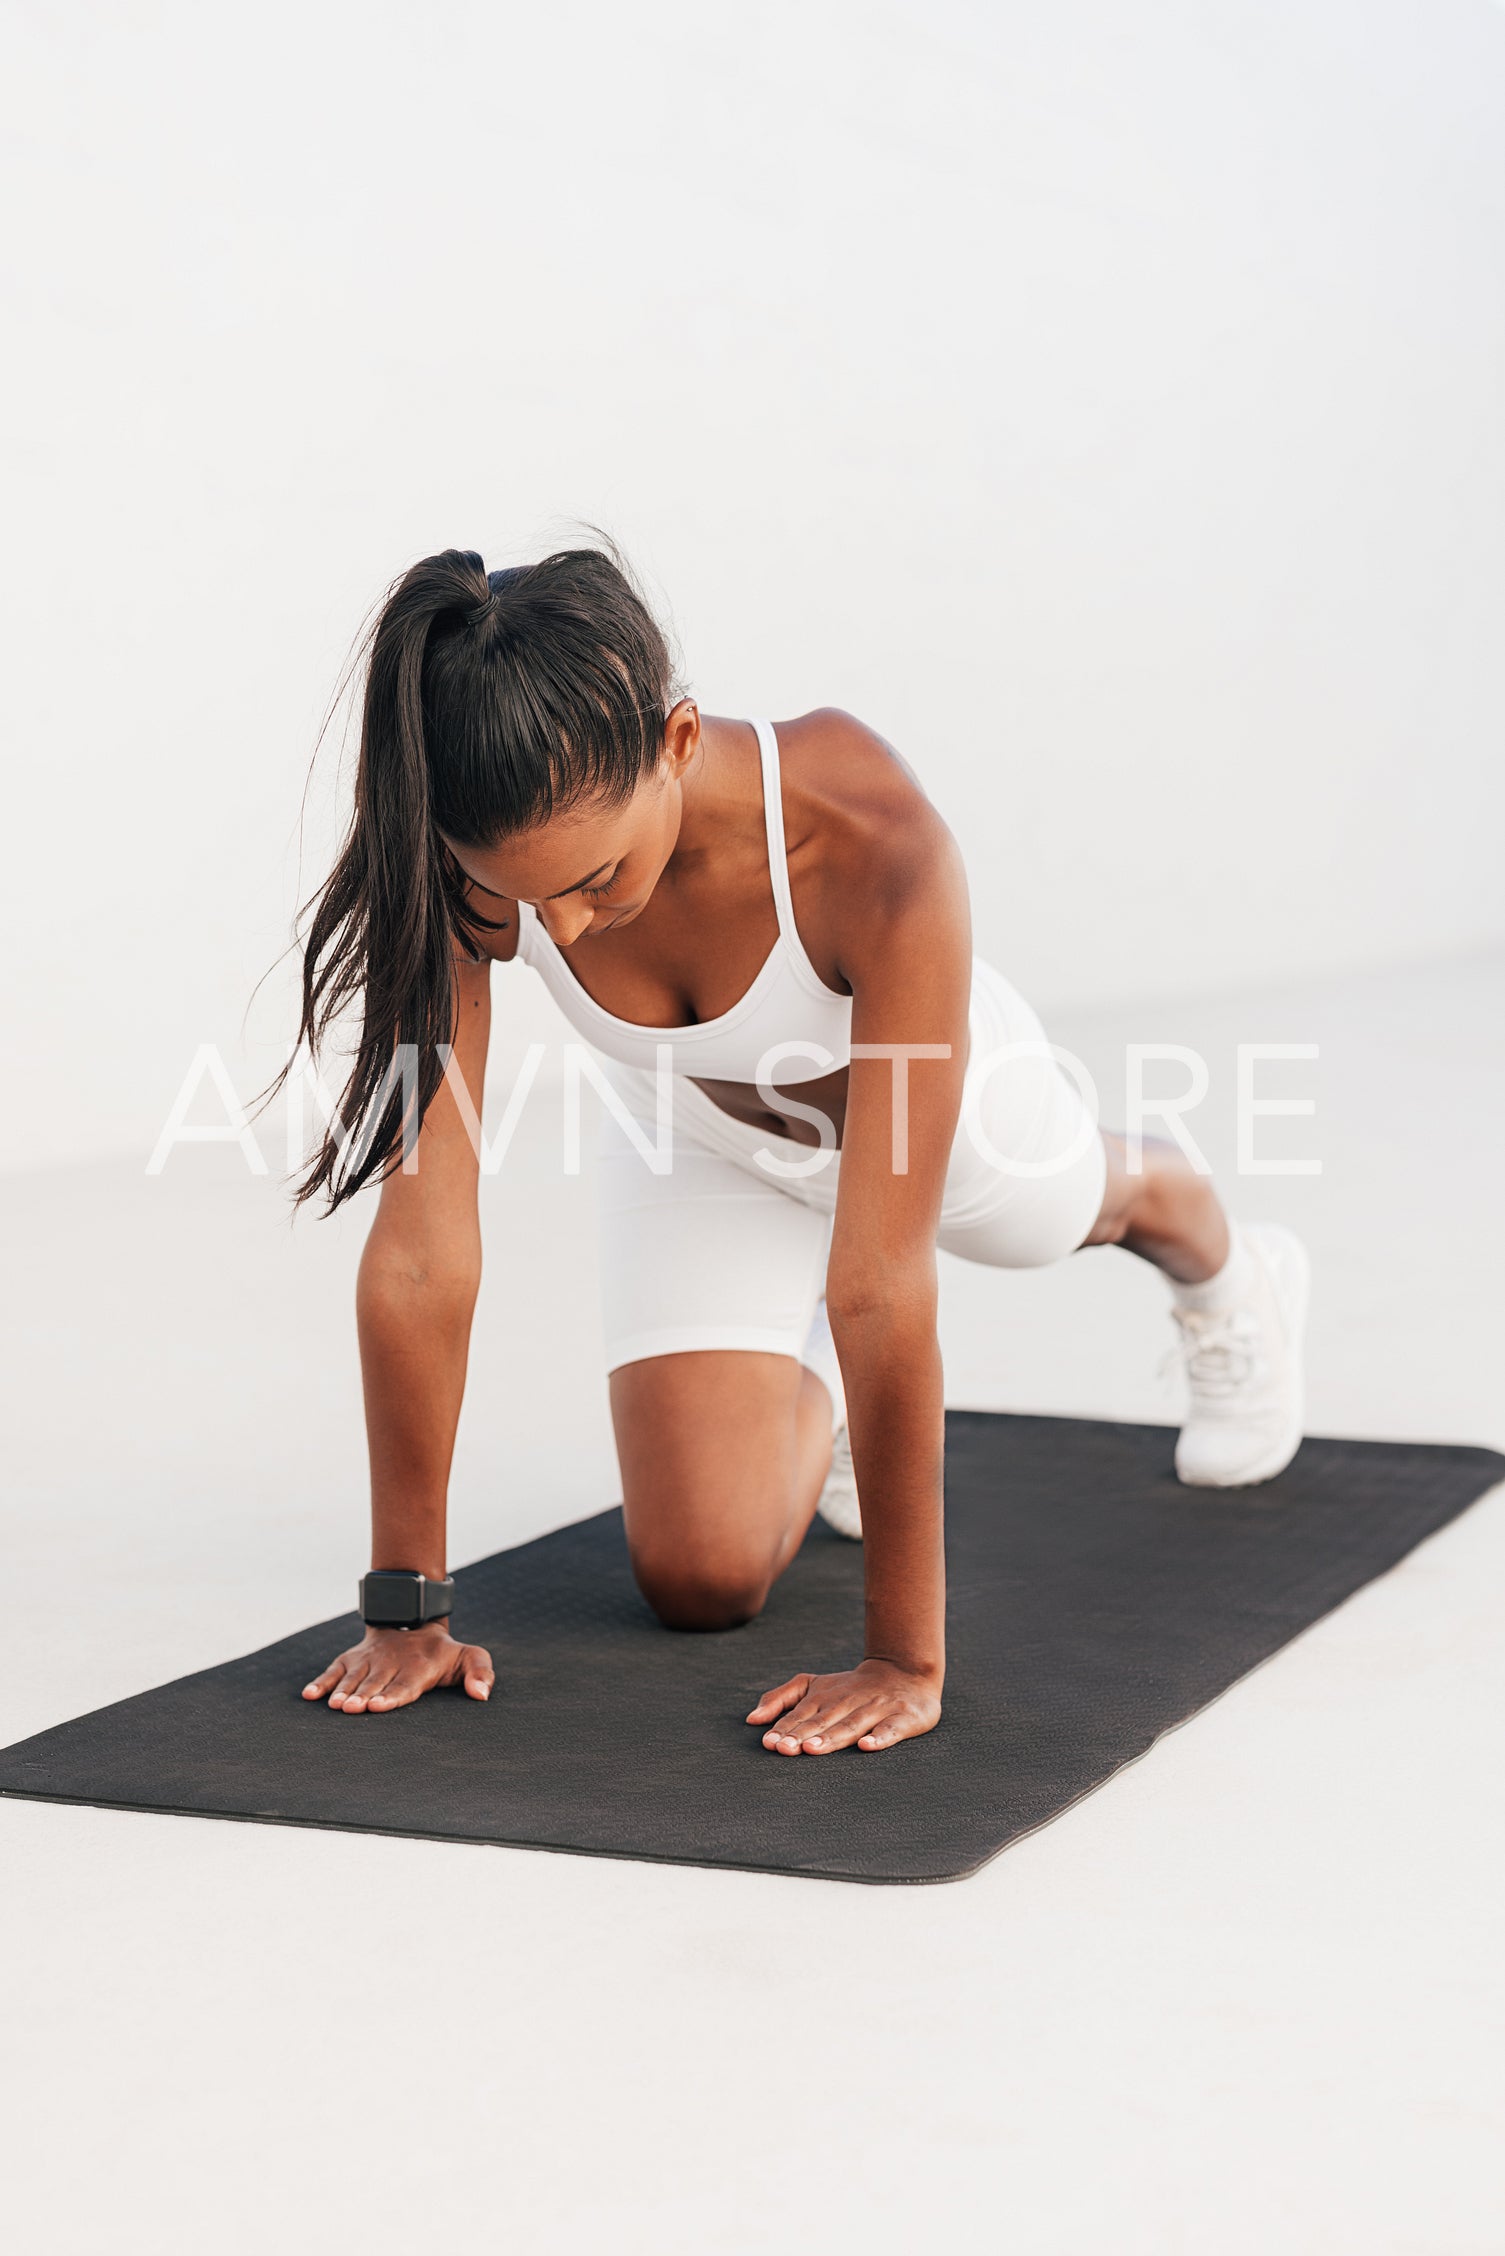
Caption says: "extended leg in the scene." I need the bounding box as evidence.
[941,959,1309,1489]
[1083,1130,1310,1487]
[1081,1129,1230,1278]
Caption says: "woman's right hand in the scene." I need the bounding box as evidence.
[301,1624,494,1715]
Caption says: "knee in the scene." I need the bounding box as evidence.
[630,1548,773,1633]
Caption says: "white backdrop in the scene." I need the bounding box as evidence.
[3,0,1503,1171]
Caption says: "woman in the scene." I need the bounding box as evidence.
[295,545,1309,1757]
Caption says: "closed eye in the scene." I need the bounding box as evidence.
[580,870,621,900]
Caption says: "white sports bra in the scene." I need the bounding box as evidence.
[513,719,854,1084]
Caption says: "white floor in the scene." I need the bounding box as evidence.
[3,952,1502,2256]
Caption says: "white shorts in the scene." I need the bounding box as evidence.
[594,955,1107,1375]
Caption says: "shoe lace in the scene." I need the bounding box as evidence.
[1164,1305,1262,1402]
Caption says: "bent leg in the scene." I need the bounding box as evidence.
[594,1058,843,1625]
[610,1351,835,1630]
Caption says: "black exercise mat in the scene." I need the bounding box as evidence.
[2,1416,1500,1883]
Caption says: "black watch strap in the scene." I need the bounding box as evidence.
[359,1569,455,1629]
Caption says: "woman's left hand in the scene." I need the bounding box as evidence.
[746,1657,942,1755]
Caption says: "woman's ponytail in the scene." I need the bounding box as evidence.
[286,549,493,1211]
[280,540,675,1213]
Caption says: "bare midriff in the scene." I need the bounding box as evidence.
[690,1013,972,1150]
[689,1064,851,1150]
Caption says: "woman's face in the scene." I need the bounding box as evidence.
[442,703,700,948]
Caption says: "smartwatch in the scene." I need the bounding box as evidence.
[359,1569,455,1630]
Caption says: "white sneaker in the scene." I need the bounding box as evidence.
[816,1421,863,1539]
[1172,1223,1310,1488]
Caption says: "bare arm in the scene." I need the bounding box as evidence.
[829,896,968,1693]
[358,952,491,1580]
[303,950,497,1715]
[750,745,973,1754]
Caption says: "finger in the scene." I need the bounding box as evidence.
[303,1656,351,1701]
[323,1658,365,1709]
[332,1658,376,1713]
[761,1704,821,1750]
[360,1662,406,1713]
[460,1645,493,1703]
[764,1694,866,1755]
[747,1674,814,1725]
[746,1675,812,1727]
[761,1690,852,1754]
[859,1705,936,1751]
[788,1698,877,1754]
[857,1724,903,1750]
[804,1700,896,1754]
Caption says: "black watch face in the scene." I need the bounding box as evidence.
[362,1572,421,1626]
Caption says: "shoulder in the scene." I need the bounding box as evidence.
[774,707,965,914]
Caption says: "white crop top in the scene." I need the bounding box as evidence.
[513,719,854,1083]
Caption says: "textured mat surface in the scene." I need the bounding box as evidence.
[2,1415,1500,1883]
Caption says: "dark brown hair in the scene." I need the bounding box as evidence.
[284,543,675,1212]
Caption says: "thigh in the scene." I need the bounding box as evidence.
[596,1073,833,1370]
